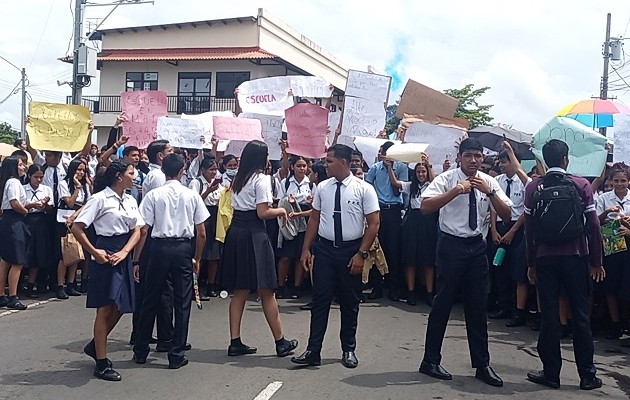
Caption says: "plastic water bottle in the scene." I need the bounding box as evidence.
[493,246,507,267]
[219,290,229,299]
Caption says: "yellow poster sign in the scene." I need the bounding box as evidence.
[26,102,90,152]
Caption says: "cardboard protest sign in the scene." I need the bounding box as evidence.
[239,113,283,160]
[212,116,263,142]
[237,77,294,116]
[353,136,401,167]
[26,102,90,152]
[396,79,458,119]
[341,97,386,137]
[284,103,329,159]
[156,117,205,149]
[121,90,168,148]
[404,121,465,172]
[532,117,607,177]
[345,70,391,103]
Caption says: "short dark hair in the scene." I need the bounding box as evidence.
[146,140,169,164]
[351,150,363,159]
[13,139,23,148]
[161,153,185,178]
[328,144,353,164]
[542,139,569,169]
[458,138,484,155]
[380,141,395,155]
[497,149,521,163]
[11,149,28,159]
[123,146,139,157]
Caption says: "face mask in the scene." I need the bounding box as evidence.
[225,168,238,178]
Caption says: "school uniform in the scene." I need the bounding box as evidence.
[221,172,234,188]
[277,175,315,259]
[0,178,29,265]
[134,180,209,365]
[421,168,512,370]
[87,155,99,177]
[400,181,438,267]
[304,174,379,355]
[189,176,223,261]
[74,187,144,313]
[595,190,630,297]
[266,174,282,253]
[219,173,278,291]
[23,184,54,270]
[142,163,166,195]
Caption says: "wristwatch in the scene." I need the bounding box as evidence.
[487,189,497,197]
[357,250,369,259]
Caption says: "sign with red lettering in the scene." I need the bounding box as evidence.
[121,90,168,148]
[212,116,263,141]
[284,103,329,159]
[237,77,295,116]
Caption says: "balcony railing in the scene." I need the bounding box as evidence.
[66,95,236,115]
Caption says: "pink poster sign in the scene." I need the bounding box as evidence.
[284,103,329,159]
[121,90,168,149]
[212,116,263,141]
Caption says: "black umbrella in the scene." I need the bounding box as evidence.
[468,126,535,160]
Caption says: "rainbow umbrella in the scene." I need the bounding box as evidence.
[557,99,630,129]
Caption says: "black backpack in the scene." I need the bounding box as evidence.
[531,171,585,242]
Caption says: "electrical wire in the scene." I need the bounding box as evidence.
[0,81,21,106]
[65,0,75,56]
[29,0,57,68]
[612,66,630,91]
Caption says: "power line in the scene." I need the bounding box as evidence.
[0,81,21,106]
[65,0,75,56]
[29,0,57,68]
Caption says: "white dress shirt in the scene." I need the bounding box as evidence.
[188,175,222,207]
[140,180,210,238]
[231,173,273,211]
[23,183,53,213]
[59,180,90,207]
[75,187,145,237]
[401,181,429,210]
[313,174,379,241]
[2,178,27,210]
[495,173,531,222]
[278,175,315,205]
[142,163,167,195]
[596,190,630,221]
[42,164,67,204]
[422,168,513,238]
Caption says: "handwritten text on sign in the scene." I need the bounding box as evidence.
[405,121,465,172]
[26,102,91,152]
[237,77,294,116]
[532,116,607,177]
[212,116,263,141]
[121,90,168,148]
[239,113,284,160]
[156,117,205,149]
[345,70,391,103]
[341,97,386,138]
[284,103,329,159]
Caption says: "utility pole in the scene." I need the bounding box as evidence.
[20,68,26,138]
[71,0,86,105]
[600,12,612,135]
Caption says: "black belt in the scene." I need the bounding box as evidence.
[379,203,402,210]
[439,231,483,241]
[318,236,362,248]
[152,237,192,242]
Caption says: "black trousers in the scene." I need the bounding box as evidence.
[307,238,363,354]
[133,240,193,362]
[375,206,402,292]
[536,256,596,380]
[491,222,523,311]
[424,233,490,368]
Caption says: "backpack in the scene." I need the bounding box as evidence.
[531,171,585,242]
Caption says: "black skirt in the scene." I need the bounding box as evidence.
[0,210,30,265]
[202,205,223,261]
[86,233,135,313]
[401,209,438,266]
[25,212,53,269]
[277,231,306,259]
[219,210,277,291]
[600,239,630,296]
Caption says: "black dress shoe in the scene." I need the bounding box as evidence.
[6,299,27,310]
[276,339,298,357]
[341,351,358,368]
[168,356,189,369]
[56,288,69,300]
[475,366,503,387]
[419,360,452,380]
[156,342,192,352]
[0,295,9,307]
[580,376,602,390]
[93,365,121,382]
[407,291,417,306]
[426,293,434,307]
[367,289,383,300]
[506,315,526,328]
[200,294,211,301]
[184,343,192,351]
[228,343,257,356]
[132,353,147,364]
[291,350,321,366]
[300,302,313,311]
[65,284,81,296]
[526,370,560,389]
[488,309,511,319]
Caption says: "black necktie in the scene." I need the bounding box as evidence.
[469,189,477,231]
[506,178,513,198]
[334,182,343,246]
[53,168,59,207]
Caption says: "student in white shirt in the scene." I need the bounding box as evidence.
[218,140,298,358]
[276,155,315,300]
[22,164,54,299]
[0,156,35,310]
[87,144,100,177]
[71,160,144,382]
[188,158,223,299]
[133,154,209,369]
[419,138,512,387]
[221,154,239,188]
[142,140,173,195]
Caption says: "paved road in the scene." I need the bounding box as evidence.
[1,294,629,400]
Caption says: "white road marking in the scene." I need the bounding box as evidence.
[0,298,59,318]
[253,381,283,400]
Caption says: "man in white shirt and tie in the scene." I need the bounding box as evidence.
[418,138,513,387]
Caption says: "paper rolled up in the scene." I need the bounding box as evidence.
[385,143,430,163]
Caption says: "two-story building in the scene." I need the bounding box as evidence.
[63,8,350,146]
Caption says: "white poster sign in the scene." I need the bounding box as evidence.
[289,76,333,98]
[341,97,386,138]
[156,117,205,149]
[613,114,630,165]
[182,111,233,137]
[353,136,401,167]
[327,111,342,145]
[240,113,284,160]
[237,77,294,116]
[225,140,249,157]
[345,70,391,103]
[405,121,465,172]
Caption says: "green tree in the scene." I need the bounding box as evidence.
[443,84,494,129]
[0,122,19,145]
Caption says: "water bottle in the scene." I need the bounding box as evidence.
[219,290,229,299]
[493,245,507,267]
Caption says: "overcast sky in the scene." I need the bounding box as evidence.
[2,0,630,134]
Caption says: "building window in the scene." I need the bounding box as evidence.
[178,72,211,114]
[216,72,250,98]
[126,72,158,91]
